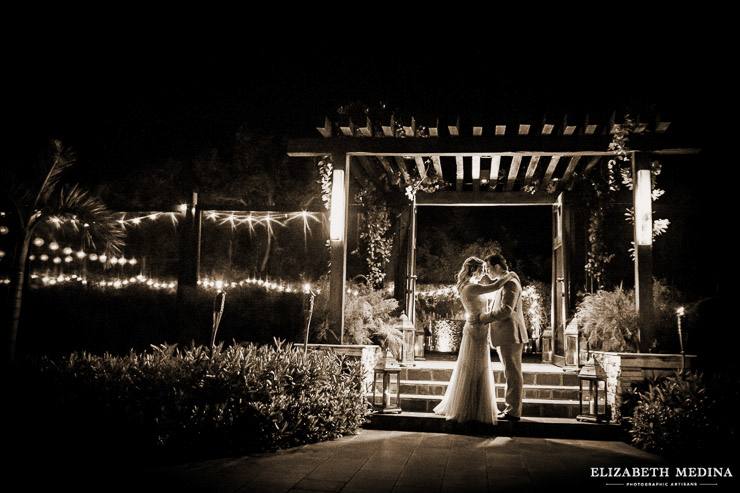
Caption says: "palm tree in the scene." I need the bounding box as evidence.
[2,139,125,363]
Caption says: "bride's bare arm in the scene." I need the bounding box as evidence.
[464,272,514,296]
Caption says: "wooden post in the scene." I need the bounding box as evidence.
[176,192,202,344]
[405,197,418,324]
[328,151,350,344]
[632,152,655,352]
[393,204,410,312]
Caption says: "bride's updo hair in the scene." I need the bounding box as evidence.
[455,256,485,294]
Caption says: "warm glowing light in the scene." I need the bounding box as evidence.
[33,238,44,247]
[330,169,345,241]
[88,253,98,262]
[76,251,86,259]
[63,247,73,255]
[64,256,73,263]
[53,257,61,264]
[49,242,59,251]
[677,307,685,316]
[40,254,49,261]
[635,168,653,246]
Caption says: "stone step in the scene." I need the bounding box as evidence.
[379,361,583,418]
[363,411,625,441]
[400,367,581,387]
[400,380,581,401]
[399,394,581,418]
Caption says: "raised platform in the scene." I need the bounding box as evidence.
[364,411,625,441]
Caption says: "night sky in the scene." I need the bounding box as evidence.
[8,46,715,169]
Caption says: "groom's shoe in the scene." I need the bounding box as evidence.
[497,412,521,422]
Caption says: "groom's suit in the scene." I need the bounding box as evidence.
[481,273,528,418]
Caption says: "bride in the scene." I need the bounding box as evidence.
[433,256,514,425]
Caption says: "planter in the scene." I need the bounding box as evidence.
[304,343,382,392]
[591,351,696,422]
[427,319,465,353]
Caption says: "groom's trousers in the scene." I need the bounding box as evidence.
[496,343,524,417]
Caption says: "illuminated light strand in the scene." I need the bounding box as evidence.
[28,249,139,265]
[199,276,326,296]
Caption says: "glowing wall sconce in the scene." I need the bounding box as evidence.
[329,169,345,241]
[635,168,652,246]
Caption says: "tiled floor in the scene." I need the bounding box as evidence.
[122,429,691,492]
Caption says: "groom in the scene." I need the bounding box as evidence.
[479,254,528,421]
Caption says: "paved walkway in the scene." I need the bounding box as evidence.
[114,429,706,492]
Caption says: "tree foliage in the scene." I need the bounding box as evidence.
[2,140,125,362]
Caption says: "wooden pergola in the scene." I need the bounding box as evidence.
[287,111,700,365]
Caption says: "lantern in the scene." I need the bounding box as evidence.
[541,329,553,363]
[413,326,426,360]
[577,358,608,422]
[329,169,345,241]
[372,351,402,413]
[564,321,579,368]
[397,312,416,366]
[634,168,653,246]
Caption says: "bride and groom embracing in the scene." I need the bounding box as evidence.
[433,254,528,425]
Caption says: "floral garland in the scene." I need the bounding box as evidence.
[316,157,333,210]
[353,187,394,288]
[403,158,447,201]
[584,180,615,291]
[585,114,671,289]
[607,116,670,258]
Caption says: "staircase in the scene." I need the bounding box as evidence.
[364,356,624,440]
[398,360,581,418]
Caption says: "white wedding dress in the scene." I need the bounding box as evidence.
[433,281,499,424]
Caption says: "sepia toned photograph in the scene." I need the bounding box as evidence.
[4,31,733,492]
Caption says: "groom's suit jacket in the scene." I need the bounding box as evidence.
[480,273,528,346]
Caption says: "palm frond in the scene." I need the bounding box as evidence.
[38,184,126,257]
[35,139,77,208]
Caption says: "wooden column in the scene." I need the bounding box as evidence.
[176,192,202,344]
[393,204,411,310]
[632,152,655,352]
[329,151,350,344]
[405,198,418,323]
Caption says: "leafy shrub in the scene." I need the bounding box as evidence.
[626,371,737,459]
[415,284,464,328]
[521,280,550,340]
[312,278,402,354]
[575,279,686,353]
[576,284,640,352]
[10,340,370,464]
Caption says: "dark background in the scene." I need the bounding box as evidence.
[5,42,725,299]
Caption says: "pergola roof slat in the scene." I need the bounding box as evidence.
[292,111,699,202]
[394,156,412,183]
[472,156,481,191]
[524,155,541,187]
[506,155,523,191]
[490,155,501,190]
[542,155,561,191]
[431,155,443,177]
[455,156,464,191]
[414,156,428,180]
